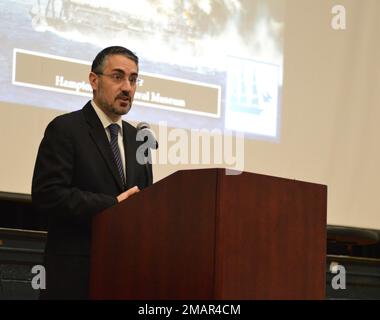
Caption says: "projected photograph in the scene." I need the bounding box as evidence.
[1,0,284,139]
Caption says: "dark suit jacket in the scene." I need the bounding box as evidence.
[32,101,152,299]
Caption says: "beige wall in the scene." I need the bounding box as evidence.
[1,0,380,229]
[0,102,63,195]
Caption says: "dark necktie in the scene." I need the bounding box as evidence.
[108,124,126,187]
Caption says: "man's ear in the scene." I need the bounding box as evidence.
[89,72,98,91]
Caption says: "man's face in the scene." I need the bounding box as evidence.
[89,54,138,120]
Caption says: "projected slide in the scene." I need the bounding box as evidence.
[1,0,284,139]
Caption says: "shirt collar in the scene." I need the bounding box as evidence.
[91,100,123,131]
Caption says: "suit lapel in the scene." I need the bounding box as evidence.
[82,102,124,192]
[122,121,136,189]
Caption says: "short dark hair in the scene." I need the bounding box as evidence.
[91,46,139,73]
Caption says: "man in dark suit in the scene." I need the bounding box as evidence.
[32,46,152,299]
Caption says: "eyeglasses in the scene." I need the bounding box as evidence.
[95,71,141,86]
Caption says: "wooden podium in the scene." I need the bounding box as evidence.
[90,169,327,299]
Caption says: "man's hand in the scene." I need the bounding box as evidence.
[117,186,140,203]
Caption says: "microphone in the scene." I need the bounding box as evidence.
[136,122,158,150]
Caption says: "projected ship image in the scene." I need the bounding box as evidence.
[29,0,201,43]
[28,0,237,67]
[1,0,284,138]
[28,0,282,72]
